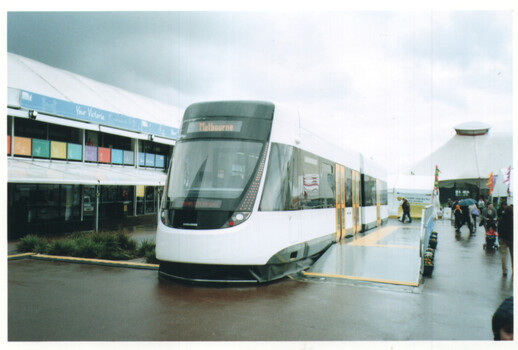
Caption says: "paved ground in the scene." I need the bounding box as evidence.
[7,218,514,342]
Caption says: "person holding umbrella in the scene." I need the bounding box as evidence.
[458,198,476,233]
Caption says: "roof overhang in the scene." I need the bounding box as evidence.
[8,158,166,186]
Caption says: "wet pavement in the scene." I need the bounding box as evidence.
[7,218,514,341]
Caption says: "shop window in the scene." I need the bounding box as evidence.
[36,184,60,222]
[49,123,81,144]
[102,133,132,150]
[136,185,145,215]
[145,186,156,214]
[14,118,47,140]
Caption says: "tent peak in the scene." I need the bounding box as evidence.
[454,121,491,136]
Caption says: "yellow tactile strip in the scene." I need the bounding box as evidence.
[303,271,419,287]
[8,252,159,270]
[348,225,419,249]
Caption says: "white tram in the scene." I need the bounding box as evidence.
[156,101,388,283]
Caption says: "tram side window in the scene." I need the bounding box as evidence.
[301,152,320,209]
[363,175,376,207]
[259,143,301,211]
[320,162,335,208]
[345,167,352,207]
[260,143,337,211]
[379,180,388,205]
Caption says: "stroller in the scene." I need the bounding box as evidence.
[483,218,499,250]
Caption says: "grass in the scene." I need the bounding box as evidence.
[16,231,156,262]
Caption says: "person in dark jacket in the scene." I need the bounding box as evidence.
[498,205,513,276]
[492,296,513,340]
[482,203,498,232]
[400,198,411,223]
[453,204,463,233]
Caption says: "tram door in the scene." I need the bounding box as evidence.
[352,170,361,235]
[376,179,381,226]
[335,164,346,242]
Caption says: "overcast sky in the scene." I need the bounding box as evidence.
[6,8,514,175]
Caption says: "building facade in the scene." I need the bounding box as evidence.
[7,53,181,238]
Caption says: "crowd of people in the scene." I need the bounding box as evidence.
[449,196,513,277]
[448,196,514,341]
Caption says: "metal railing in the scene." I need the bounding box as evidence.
[419,205,435,277]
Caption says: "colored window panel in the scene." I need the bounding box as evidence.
[98,147,111,163]
[13,137,32,156]
[123,150,134,165]
[51,141,67,159]
[7,135,11,155]
[155,154,165,168]
[67,143,83,161]
[145,153,155,167]
[136,185,145,197]
[111,149,123,164]
[32,139,50,158]
[85,146,98,162]
[138,152,146,166]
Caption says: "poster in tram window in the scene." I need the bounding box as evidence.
[136,185,145,197]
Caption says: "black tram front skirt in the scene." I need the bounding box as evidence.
[158,254,323,284]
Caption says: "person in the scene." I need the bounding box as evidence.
[497,202,507,225]
[492,296,513,340]
[470,203,480,229]
[453,204,463,232]
[478,197,485,210]
[482,203,498,233]
[498,205,513,277]
[447,198,453,209]
[401,198,411,223]
[459,201,474,233]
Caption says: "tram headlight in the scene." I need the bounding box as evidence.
[222,212,251,228]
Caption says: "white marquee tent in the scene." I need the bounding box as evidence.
[404,122,513,204]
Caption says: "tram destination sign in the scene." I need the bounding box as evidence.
[186,120,243,134]
[19,90,179,140]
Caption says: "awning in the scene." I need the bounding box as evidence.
[8,158,167,186]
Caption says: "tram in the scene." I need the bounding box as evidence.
[156,101,388,283]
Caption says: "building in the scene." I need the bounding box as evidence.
[7,53,182,238]
[406,122,513,205]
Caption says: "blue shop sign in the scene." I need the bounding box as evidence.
[20,90,178,140]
